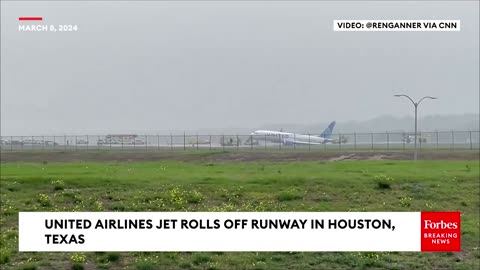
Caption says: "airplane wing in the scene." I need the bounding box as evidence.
[283,139,325,145]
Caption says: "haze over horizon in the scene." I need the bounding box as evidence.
[0,113,478,136]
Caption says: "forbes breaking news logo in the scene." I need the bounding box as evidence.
[421,212,461,252]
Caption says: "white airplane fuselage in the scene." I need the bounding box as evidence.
[251,130,328,145]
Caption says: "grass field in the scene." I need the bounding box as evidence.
[1,159,479,269]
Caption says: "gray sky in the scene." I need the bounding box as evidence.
[1,1,479,135]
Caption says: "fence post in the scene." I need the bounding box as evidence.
[145,135,148,152]
[170,135,173,151]
[75,136,77,151]
[86,135,89,151]
[308,134,311,152]
[469,131,473,150]
[264,134,267,152]
[338,133,341,151]
[223,135,226,152]
[210,135,212,151]
[183,132,186,151]
[42,136,45,151]
[436,130,439,150]
[386,132,389,151]
[278,134,281,150]
[293,133,296,150]
[237,135,240,151]
[64,135,67,151]
[418,132,421,152]
[402,132,405,151]
[197,134,199,150]
[354,132,357,151]
[451,130,454,151]
[157,135,160,151]
[324,135,327,151]
[21,136,24,151]
[250,135,253,151]
[371,133,374,151]
[53,136,56,151]
[10,136,13,151]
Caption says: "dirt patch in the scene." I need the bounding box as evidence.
[329,154,358,161]
[329,154,393,161]
[1,150,478,163]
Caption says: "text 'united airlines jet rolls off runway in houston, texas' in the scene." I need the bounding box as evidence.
[251,121,336,145]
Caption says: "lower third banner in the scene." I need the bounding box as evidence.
[18,211,460,252]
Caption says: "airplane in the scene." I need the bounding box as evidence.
[251,121,336,145]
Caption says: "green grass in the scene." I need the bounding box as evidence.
[1,160,479,269]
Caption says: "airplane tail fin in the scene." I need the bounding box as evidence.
[320,121,336,139]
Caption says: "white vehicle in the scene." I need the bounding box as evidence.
[44,140,59,146]
[22,139,43,145]
[133,139,145,145]
[102,134,138,145]
[187,138,211,147]
[251,121,336,145]
[402,134,428,144]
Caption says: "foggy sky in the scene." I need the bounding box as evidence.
[1,1,479,135]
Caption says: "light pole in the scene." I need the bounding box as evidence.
[394,94,437,160]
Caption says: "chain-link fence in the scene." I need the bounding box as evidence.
[1,131,479,152]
